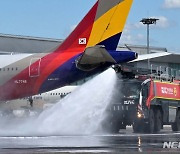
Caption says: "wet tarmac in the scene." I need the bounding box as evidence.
[0,127,180,154]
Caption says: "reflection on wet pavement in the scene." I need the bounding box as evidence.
[0,127,180,153]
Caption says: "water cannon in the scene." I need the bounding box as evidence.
[135,75,149,81]
[112,64,136,79]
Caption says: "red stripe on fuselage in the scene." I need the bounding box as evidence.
[33,49,83,94]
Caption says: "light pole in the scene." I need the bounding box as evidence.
[140,18,159,69]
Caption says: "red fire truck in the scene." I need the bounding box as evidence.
[103,65,180,133]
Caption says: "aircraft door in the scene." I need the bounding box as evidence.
[29,58,41,77]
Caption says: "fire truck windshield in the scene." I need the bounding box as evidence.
[121,80,141,99]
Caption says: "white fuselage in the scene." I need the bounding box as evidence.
[0,85,77,112]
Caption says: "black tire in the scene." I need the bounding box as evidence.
[154,109,162,132]
[101,118,120,134]
[144,109,155,133]
[133,121,141,133]
[171,110,180,131]
[105,121,120,133]
[111,122,121,133]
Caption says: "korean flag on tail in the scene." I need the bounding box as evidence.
[79,38,87,45]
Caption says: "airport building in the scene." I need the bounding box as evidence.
[0,33,180,74]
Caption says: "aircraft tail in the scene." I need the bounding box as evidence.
[57,0,133,51]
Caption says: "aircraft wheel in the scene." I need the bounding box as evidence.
[154,109,162,132]
[172,110,180,131]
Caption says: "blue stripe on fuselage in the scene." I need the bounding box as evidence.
[39,54,104,93]
[39,50,136,93]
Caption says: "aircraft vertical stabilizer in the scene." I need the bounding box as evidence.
[56,0,133,51]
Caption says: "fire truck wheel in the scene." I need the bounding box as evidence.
[171,110,180,131]
[154,109,162,132]
[108,122,120,133]
[144,109,155,133]
[133,121,141,133]
[101,121,120,133]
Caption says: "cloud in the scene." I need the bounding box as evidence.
[133,16,170,29]
[126,22,143,29]
[120,16,170,45]
[151,16,170,28]
[163,0,180,9]
[125,16,170,30]
[120,24,146,45]
[120,24,134,44]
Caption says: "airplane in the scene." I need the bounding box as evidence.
[0,0,137,101]
[0,86,77,117]
[29,86,77,105]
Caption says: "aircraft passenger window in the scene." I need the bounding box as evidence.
[7,68,9,71]
[0,68,1,71]
[3,68,5,71]
[12,68,14,71]
[16,67,18,71]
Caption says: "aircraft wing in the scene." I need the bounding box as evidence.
[129,52,172,63]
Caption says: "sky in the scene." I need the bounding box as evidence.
[0,0,180,52]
